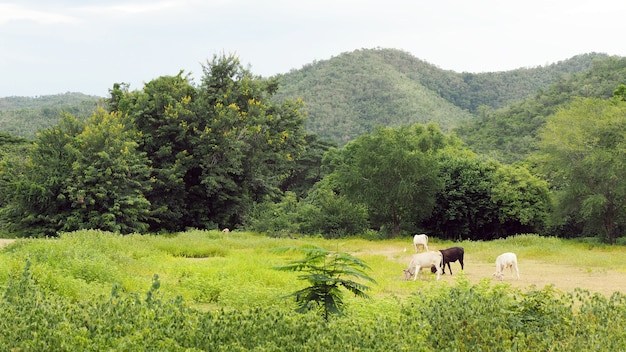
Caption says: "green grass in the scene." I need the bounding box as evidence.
[1,230,625,307]
[2,230,626,350]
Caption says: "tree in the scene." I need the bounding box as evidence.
[110,73,196,231]
[110,54,306,231]
[423,148,499,240]
[489,164,550,237]
[61,109,152,233]
[194,55,306,227]
[298,178,369,238]
[537,97,626,243]
[273,245,375,321]
[280,133,336,199]
[0,110,152,236]
[330,123,449,236]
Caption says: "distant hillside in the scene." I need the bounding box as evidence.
[274,48,606,146]
[0,49,616,152]
[455,55,626,163]
[0,92,102,139]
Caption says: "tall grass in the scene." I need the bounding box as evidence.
[2,230,626,304]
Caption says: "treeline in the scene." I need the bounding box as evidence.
[0,92,101,139]
[0,56,306,236]
[2,54,626,242]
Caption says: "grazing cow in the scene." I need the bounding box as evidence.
[439,247,464,275]
[493,252,520,280]
[412,234,429,252]
[404,251,443,281]
[222,228,230,234]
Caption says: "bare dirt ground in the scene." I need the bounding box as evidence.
[360,246,626,297]
[0,239,15,248]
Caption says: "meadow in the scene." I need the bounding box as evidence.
[1,230,626,350]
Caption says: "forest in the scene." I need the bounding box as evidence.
[1,49,626,243]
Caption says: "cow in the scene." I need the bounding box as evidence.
[439,247,464,275]
[404,251,443,281]
[412,234,429,252]
[493,252,520,280]
[222,228,230,234]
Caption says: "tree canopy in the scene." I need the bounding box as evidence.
[536,97,626,243]
[329,123,451,236]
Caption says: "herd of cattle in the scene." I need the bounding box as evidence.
[403,234,520,281]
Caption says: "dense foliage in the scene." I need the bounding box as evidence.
[0,55,307,235]
[0,51,625,243]
[423,149,550,240]
[536,97,626,243]
[330,123,448,235]
[108,56,306,232]
[0,110,152,236]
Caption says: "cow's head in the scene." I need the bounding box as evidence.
[403,269,414,281]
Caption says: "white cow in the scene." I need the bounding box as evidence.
[493,252,520,280]
[403,251,443,281]
[412,234,429,252]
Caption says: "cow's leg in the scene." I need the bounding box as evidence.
[435,265,441,281]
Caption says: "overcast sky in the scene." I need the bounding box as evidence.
[2,0,625,97]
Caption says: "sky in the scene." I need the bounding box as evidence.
[1,0,626,97]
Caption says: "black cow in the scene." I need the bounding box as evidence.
[439,247,464,275]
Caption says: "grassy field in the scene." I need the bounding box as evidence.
[1,230,625,308]
[2,230,626,350]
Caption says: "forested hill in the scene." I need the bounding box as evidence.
[0,92,102,139]
[0,49,613,146]
[273,48,607,145]
[456,56,626,163]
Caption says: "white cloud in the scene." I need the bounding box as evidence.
[0,3,81,24]
[74,0,183,16]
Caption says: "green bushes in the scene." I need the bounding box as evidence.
[2,263,626,350]
[1,231,626,349]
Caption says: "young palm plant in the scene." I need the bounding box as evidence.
[273,245,376,320]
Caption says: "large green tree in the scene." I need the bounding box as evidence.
[111,54,306,231]
[537,97,626,243]
[0,110,152,236]
[423,148,499,240]
[331,123,450,236]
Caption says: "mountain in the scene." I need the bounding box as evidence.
[273,48,607,146]
[0,92,102,139]
[0,49,619,157]
[455,55,626,163]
